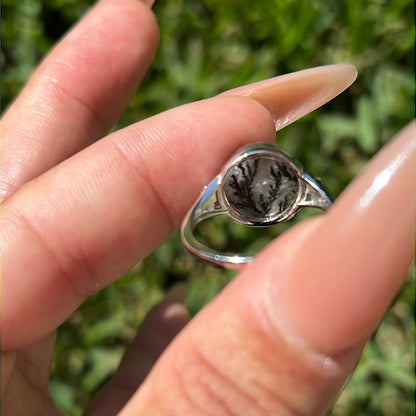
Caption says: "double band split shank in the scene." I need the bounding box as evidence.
[181,143,332,269]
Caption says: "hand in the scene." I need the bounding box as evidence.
[1,1,414,415]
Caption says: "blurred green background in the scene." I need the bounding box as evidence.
[1,0,415,415]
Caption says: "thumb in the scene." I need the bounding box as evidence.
[117,124,414,414]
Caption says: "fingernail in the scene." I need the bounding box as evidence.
[221,64,357,131]
[265,122,415,354]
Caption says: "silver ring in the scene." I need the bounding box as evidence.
[180,143,333,269]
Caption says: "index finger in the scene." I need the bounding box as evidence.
[1,65,357,351]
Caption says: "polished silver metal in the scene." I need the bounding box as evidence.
[180,143,333,269]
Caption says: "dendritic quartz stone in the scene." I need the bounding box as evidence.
[223,156,299,222]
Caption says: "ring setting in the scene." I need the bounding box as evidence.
[180,143,333,269]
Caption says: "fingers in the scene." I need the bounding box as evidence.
[271,121,415,353]
[1,65,356,351]
[1,96,274,351]
[0,0,158,201]
[85,285,189,416]
[118,123,414,416]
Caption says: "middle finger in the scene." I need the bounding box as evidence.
[0,0,158,201]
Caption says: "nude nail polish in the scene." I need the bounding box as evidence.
[268,122,415,354]
[221,64,357,131]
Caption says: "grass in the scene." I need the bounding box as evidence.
[2,0,415,415]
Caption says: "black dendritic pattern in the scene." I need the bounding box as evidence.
[227,159,259,214]
[224,157,299,221]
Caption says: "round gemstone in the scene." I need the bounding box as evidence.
[223,156,299,222]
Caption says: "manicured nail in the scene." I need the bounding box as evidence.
[264,122,415,354]
[221,64,357,131]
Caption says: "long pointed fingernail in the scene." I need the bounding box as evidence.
[266,122,415,354]
[221,64,357,131]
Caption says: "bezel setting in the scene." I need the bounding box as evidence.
[180,143,333,269]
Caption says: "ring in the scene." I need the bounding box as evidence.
[180,143,333,269]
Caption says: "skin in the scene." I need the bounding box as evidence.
[1,0,414,415]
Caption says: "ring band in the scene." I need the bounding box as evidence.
[180,143,333,269]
